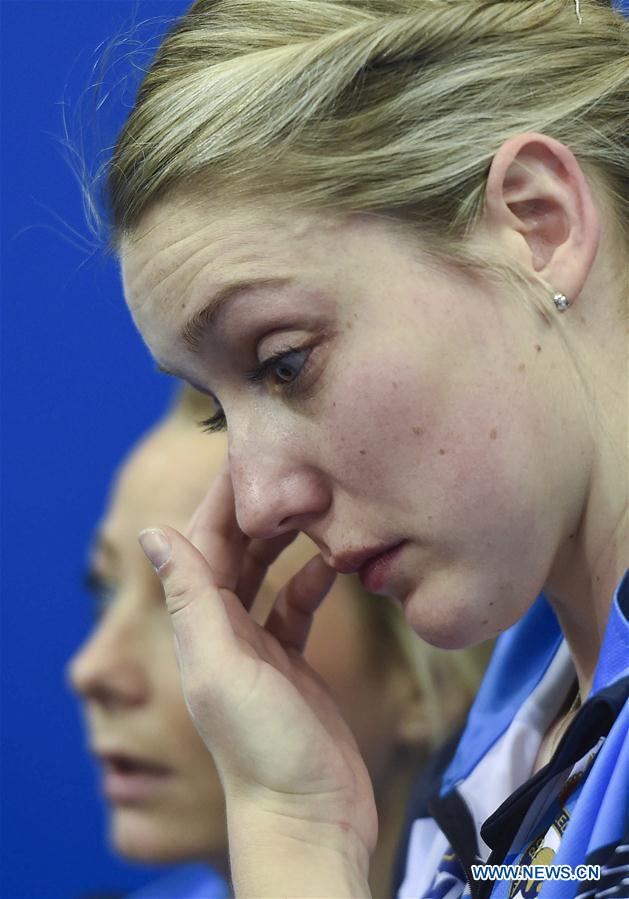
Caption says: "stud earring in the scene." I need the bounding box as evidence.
[552,291,571,312]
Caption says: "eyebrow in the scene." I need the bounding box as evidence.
[180,277,293,351]
[84,532,118,586]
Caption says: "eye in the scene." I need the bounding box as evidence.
[84,569,117,622]
[272,348,309,384]
[246,346,311,387]
[199,345,313,436]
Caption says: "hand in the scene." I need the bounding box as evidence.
[139,462,377,889]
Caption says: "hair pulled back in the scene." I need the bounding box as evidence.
[107,0,628,294]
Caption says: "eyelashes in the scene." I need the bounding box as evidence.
[244,345,310,386]
[199,409,227,434]
[198,344,313,435]
[84,569,117,621]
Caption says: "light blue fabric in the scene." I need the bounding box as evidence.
[441,570,629,897]
[440,591,564,794]
[443,571,629,794]
[127,864,229,899]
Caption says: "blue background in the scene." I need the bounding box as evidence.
[2,3,187,897]
[2,2,628,898]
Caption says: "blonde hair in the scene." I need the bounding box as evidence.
[347,579,492,748]
[106,0,628,310]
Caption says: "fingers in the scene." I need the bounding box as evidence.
[138,525,235,676]
[265,555,337,654]
[185,462,248,590]
[235,531,299,610]
[187,462,303,612]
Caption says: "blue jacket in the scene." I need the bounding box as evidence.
[398,570,629,899]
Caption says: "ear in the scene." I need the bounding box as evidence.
[482,132,600,304]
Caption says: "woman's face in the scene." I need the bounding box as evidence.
[68,417,416,863]
[121,194,589,648]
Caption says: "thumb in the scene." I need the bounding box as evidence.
[138,526,235,670]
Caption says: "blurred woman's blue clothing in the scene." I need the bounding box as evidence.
[127,864,229,899]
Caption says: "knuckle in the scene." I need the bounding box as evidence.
[164,574,195,614]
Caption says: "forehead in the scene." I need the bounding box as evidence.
[123,194,315,285]
[121,194,343,349]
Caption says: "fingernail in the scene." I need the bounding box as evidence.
[138,529,171,571]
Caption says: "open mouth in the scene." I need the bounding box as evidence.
[99,753,174,803]
[103,753,172,776]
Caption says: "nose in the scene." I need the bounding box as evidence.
[229,442,331,541]
[67,602,148,710]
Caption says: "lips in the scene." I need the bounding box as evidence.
[97,751,174,804]
[330,541,406,592]
[357,542,406,592]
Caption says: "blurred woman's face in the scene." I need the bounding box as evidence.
[68,417,416,864]
[121,195,590,649]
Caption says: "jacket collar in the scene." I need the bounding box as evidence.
[441,569,629,794]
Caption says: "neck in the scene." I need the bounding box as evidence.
[546,505,627,700]
[544,311,628,699]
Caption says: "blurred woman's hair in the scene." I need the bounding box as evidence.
[102,0,627,316]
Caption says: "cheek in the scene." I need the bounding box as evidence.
[150,669,226,820]
[156,672,210,757]
[397,391,560,646]
[322,341,540,515]
[150,631,219,768]
[316,349,504,525]
[318,354,440,483]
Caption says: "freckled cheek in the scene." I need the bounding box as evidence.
[442,439,503,514]
[402,406,518,527]
[432,414,539,549]
[319,365,436,478]
[315,356,522,516]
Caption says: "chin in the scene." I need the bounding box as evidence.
[109,806,226,864]
[402,574,517,650]
[408,615,486,651]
